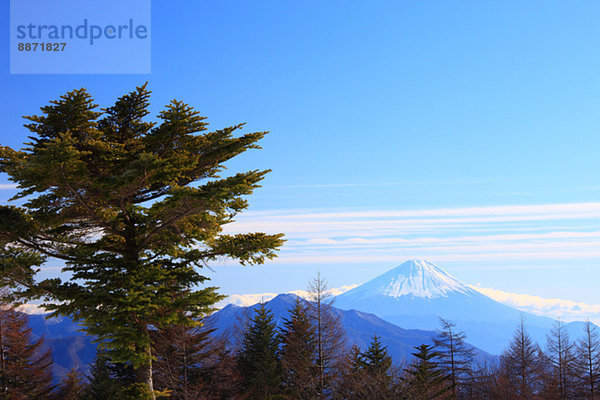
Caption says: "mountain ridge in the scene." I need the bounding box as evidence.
[208,293,494,364]
[335,259,593,354]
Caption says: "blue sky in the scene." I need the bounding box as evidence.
[2,1,600,303]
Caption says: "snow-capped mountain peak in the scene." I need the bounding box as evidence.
[350,259,472,299]
[334,259,591,356]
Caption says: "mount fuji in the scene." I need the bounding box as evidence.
[335,260,590,354]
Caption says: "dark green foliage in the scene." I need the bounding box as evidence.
[347,344,365,375]
[81,351,135,400]
[0,245,44,303]
[81,353,119,400]
[360,335,397,399]
[238,304,284,399]
[280,298,319,399]
[337,339,403,400]
[0,85,284,397]
[361,335,393,375]
[404,344,451,400]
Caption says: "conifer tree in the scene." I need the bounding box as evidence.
[466,363,496,400]
[546,319,576,399]
[152,321,243,399]
[337,341,403,400]
[82,354,120,400]
[536,349,560,400]
[280,298,319,399]
[307,273,346,398]
[347,345,365,375]
[575,320,600,400]
[238,303,284,399]
[0,85,284,398]
[193,345,242,400]
[81,351,134,400]
[360,335,395,398]
[433,318,474,399]
[0,300,55,399]
[336,345,365,400]
[362,335,393,376]
[499,317,543,399]
[152,323,213,399]
[54,369,85,400]
[404,344,451,400]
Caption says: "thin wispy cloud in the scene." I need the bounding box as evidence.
[224,202,600,264]
[0,184,17,190]
[242,202,600,219]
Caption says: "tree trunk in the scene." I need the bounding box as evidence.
[135,347,156,400]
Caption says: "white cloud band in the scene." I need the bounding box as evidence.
[224,202,600,264]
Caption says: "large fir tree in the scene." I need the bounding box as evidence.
[361,335,393,375]
[404,344,451,400]
[337,338,403,400]
[279,298,319,399]
[238,303,284,399]
[0,85,284,398]
[360,335,398,399]
[81,351,135,400]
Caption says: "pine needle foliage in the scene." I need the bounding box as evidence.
[238,303,284,399]
[0,85,284,398]
[280,298,319,399]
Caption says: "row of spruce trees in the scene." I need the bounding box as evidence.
[2,277,600,400]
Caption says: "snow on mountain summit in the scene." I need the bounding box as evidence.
[350,259,473,299]
[334,259,593,356]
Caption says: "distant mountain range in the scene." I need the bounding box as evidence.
[209,293,493,364]
[26,291,493,381]
[27,314,96,382]
[26,259,594,381]
[335,259,591,354]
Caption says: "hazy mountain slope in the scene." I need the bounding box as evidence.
[28,314,97,382]
[208,293,494,363]
[335,260,591,354]
[25,288,498,381]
